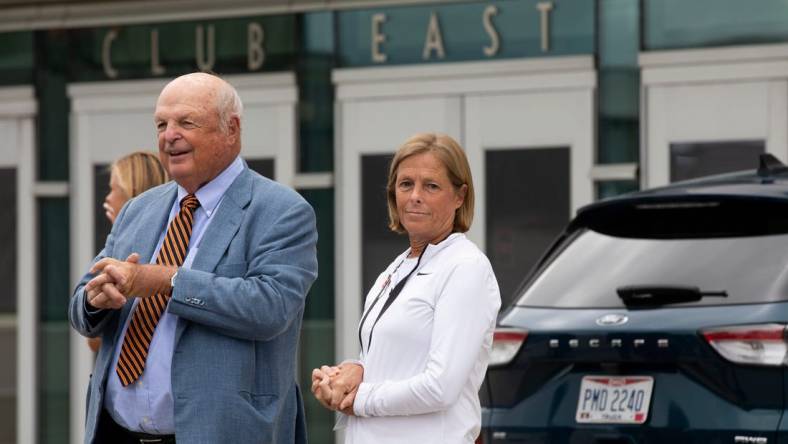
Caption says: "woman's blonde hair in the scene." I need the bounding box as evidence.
[386,133,475,234]
[111,151,169,198]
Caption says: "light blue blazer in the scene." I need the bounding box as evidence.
[69,166,318,444]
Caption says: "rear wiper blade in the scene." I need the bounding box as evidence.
[617,285,727,307]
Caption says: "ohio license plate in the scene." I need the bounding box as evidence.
[576,376,653,424]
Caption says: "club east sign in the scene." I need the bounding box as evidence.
[101,23,266,79]
[371,2,553,63]
[337,0,594,67]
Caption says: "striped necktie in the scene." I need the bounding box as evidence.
[115,194,200,386]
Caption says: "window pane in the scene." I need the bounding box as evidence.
[596,180,638,200]
[361,154,408,297]
[0,168,16,313]
[0,323,16,444]
[670,140,764,182]
[520,230,788,307]
[486,148,570,309]
[247,158,274,179]
[94,164,112,256]
[297,188,335,444]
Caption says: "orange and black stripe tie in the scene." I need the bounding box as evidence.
[115,194,200,386]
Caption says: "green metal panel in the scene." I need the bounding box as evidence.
[0,31,33,85]
[645,0,788,50]
[38,197,71,444]
[598,0,639,164]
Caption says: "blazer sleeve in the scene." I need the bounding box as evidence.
[167,199,318,341]
[68,201,131,337]
[352,256,501,417]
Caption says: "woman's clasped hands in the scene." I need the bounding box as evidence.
[311,363,364,416]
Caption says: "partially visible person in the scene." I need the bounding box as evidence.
[312,133,501,443]
[88,151,169,353]
[103,151,169,224]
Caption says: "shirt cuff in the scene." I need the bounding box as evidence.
[353,382,373,417]
[340,359,364,368]
[83,291,109,326]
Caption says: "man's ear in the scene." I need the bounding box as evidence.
[227,115,241,143]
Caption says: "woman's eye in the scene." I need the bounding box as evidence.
[427,183,440,191]
[398,181,413,188]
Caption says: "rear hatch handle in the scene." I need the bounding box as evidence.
[617,285,727,307]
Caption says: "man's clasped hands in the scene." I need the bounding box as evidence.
[311,363,364,416]
[84,253,177,310]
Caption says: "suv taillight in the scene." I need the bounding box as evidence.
[489,328,528,366]
[702,323,788,366]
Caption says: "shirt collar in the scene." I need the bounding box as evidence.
[176,156,244,218]
[398,232,465,264]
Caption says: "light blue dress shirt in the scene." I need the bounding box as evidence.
[104,156,244,434]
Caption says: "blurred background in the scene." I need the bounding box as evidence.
[0,0,786,442]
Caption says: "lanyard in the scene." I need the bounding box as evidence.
[358,247,427,353]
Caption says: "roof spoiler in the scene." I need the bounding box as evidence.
[758,153,788,177]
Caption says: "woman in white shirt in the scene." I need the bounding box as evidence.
[312,133,501,443]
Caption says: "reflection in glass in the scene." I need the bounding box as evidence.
[486,148,570,309]
[670,140,763,182]
[0,168,15,443]
[0,169,16,312]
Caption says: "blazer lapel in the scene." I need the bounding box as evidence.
[190,167,251,273]
[175,167,252,342]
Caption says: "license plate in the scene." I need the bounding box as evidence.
[576,375,653,424]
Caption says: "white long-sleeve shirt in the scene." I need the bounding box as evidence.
[346,233,501,444]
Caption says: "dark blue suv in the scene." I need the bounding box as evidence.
[480,155,788,444]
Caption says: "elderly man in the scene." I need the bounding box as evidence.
[69,72,317,444]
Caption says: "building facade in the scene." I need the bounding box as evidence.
[1,0,787,442]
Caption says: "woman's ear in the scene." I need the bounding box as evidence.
[455,184,468,208]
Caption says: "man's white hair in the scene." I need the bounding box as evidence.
[216,79,243,135]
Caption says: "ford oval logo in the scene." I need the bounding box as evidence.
[596,314,629,326]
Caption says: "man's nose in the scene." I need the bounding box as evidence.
[162,122,180,142]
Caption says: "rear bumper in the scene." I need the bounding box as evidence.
[479,423,778,444]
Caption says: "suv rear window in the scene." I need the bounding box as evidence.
[516,195,788,308]
[517,229,788,308]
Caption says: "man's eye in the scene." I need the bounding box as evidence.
[156,123,166,132]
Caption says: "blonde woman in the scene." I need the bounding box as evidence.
[103,151,169,223]
[312,133,501,443]
[88,151,168,352]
